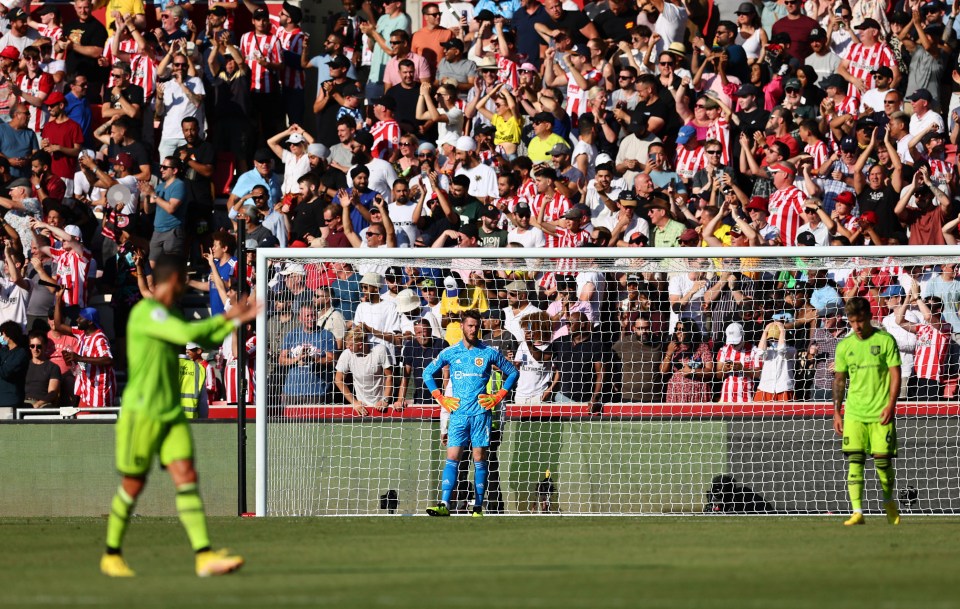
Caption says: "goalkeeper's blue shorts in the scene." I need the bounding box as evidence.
[448,411,491,448]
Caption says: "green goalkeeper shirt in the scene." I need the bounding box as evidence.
[122,299,236,421]
[834,329,901,423]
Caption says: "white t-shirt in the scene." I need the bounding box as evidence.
[756,345,797,393]
[438,106,464,142]
[667,273,707,333]
[571,139,597,180]
[0,276,29,330]
[513,341,554,402]
[881,309,922,378]
[280,149,311,195]
[455,162,498,200]
[399,308,443,339]
[909,110,944,139]
[335,343,392,407]
[353,298,402,363]
[387,201,420,247]
[316,308,347,343]
[797,222,830,247]
[576,271,603,323]
[507,226,545,248]
[503,302,540,342]
[860,87,891,114]
[160,77,206,141]
[348,159,398,202]
[652,2,688,55]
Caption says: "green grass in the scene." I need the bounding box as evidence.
[2,516,960,609]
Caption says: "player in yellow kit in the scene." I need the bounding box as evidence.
[833,297,902,526]
[100,254,260,577]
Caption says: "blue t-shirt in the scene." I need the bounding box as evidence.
[282,328,337,397]
[0,122,39,179]
[209,256,237,315]
[232,168,283,205]
[330,273,362,322]
[423,340,518,417]
[154,178,188,232]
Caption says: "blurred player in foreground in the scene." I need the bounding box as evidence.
[423,309,518,517]
[100,254,261,577]
[833,296,902,526]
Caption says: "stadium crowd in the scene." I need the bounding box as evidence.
[0,0,958,418]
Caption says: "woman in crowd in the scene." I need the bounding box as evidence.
[661,319,715,403]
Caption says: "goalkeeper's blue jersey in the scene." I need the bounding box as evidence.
[423,340,518,417]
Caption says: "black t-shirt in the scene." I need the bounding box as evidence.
[290,196,326,241]
[175,140,216,213]
[317,77,355,146]
[106,84,145,133]
[211,71,252,118]
[512,4,550,68]
[25,360,61,402]
[400,336,447,404]
[553,334,605,402]
[549,10,591,44]
[857,186,904,240]
[386,83,422,133]
[108,140,150,172]
[594,8,639,41]
[63,18,108,95]
[634,95,680,139]
[734,107,769,139]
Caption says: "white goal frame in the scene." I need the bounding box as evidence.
[254,245,959,516]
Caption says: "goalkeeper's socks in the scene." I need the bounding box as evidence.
[440,459,458,506]
[875,458,895,502]
[847,454,866,512]
[105,486,136,553]
[176,483,211,552]
[473,460,488,508]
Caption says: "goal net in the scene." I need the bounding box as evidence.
[254,246,960,516]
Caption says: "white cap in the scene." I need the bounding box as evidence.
[725,322,744,346]
[438,132,459,148]
[454,135,477,152]
[359,272,382,288]
[287,133,306,145]
[595,153,613,165]
[307,143,329,158]
[64,225,83,240]
[0,0,17,9]
[186,342,201,350]
[394,289,422,313]
[279,263,306,276]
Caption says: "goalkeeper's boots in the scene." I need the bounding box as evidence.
[196,549,244,577]
[472,506,484,518]
[426,502,451,517]
[100,553,136,577]
[843,512,866,526]
[884,500,901,525]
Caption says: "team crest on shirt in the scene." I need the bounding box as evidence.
[475,357,484,367]
[871,346,881,355]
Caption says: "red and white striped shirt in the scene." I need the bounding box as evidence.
[716,344,757,403]
[705,117,731,166]
[518,177,537,203]
[275,26,306,89]
[16,72,53,134]
[130,53,158,101]
[38,24,65,60]
[225,335,256,404]
[72,328,116,408]
[545,226,590,249]
[836,93,860,117]
[928,158,953,193]
[805,140,830,170]
[240,31,282,93]
[103,37,139,88]
[675,145,705,181]
[843,42,895,92]
[768,185,805,247]
[913,323,949,381]
[496,54,519,90]
[565,67,602,119]
[51,246,91,308]
[371,119,400,160]
[531,191,571,223]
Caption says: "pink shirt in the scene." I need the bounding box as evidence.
[383,52,431,88]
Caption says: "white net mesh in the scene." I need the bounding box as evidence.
[256,249,960,516]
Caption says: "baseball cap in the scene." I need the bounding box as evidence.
[480,205,500,219]
[679,228,700,244]
[834,191,856,205]
[111,152,136,171]
[443,275,458,296]
[871,66,893,79]
[676,125,697,145]
[253,148,274,163]
[504,279,528,292]
[514,202,531,216]
[595,153,613,165]
[43,91,66,106]
[907,88,933,103]
[243,238,259,250]
[441,38,464,52]
[746,196,768,212]
[280,263,306,276]
[821,74,846,90]
[784,78,801,91]
[796,231,816,246]
[0,45,19,60]
[186,342,202,350]
[547,143,571,156]
[532,111,554,124]
[839,137,858,153]
[77,307,100,326]
[619,191,638,207]
[7,7,26,20]
[328,55,351,70]
[859,210,879,225]
[735,83,761,97]
[455,135,477,152]
[373,96,397,111]
[569,44,590,56]
[210,5,227,16]
[252,7,269,20]
[65,225,83,240]
[419,278,436,289]
[855,18,881,30]
[626,274,641,284]
[286,133,306,145]
[562,207,585,220]
[809,27,826,40]
[881,284,906,298]
[725,322,744,345]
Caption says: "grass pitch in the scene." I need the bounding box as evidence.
[2,516,959,609]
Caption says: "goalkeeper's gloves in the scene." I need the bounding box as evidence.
[478,389,508,411]
[432,389,460,413]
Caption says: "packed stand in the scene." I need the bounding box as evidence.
[0,0,957,418]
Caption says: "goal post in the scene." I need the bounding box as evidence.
[255,245,960,516]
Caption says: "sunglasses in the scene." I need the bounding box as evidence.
[29,344,44,350]
[367,232,384,237]
[252,195,267,201]
[173,62,188,67]
[160,165,175,170]
[659,62,673,66]
[706,150,722,155]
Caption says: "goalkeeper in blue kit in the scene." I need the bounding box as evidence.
[423,309,518,517]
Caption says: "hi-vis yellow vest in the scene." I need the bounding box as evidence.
[178,358,206,419]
